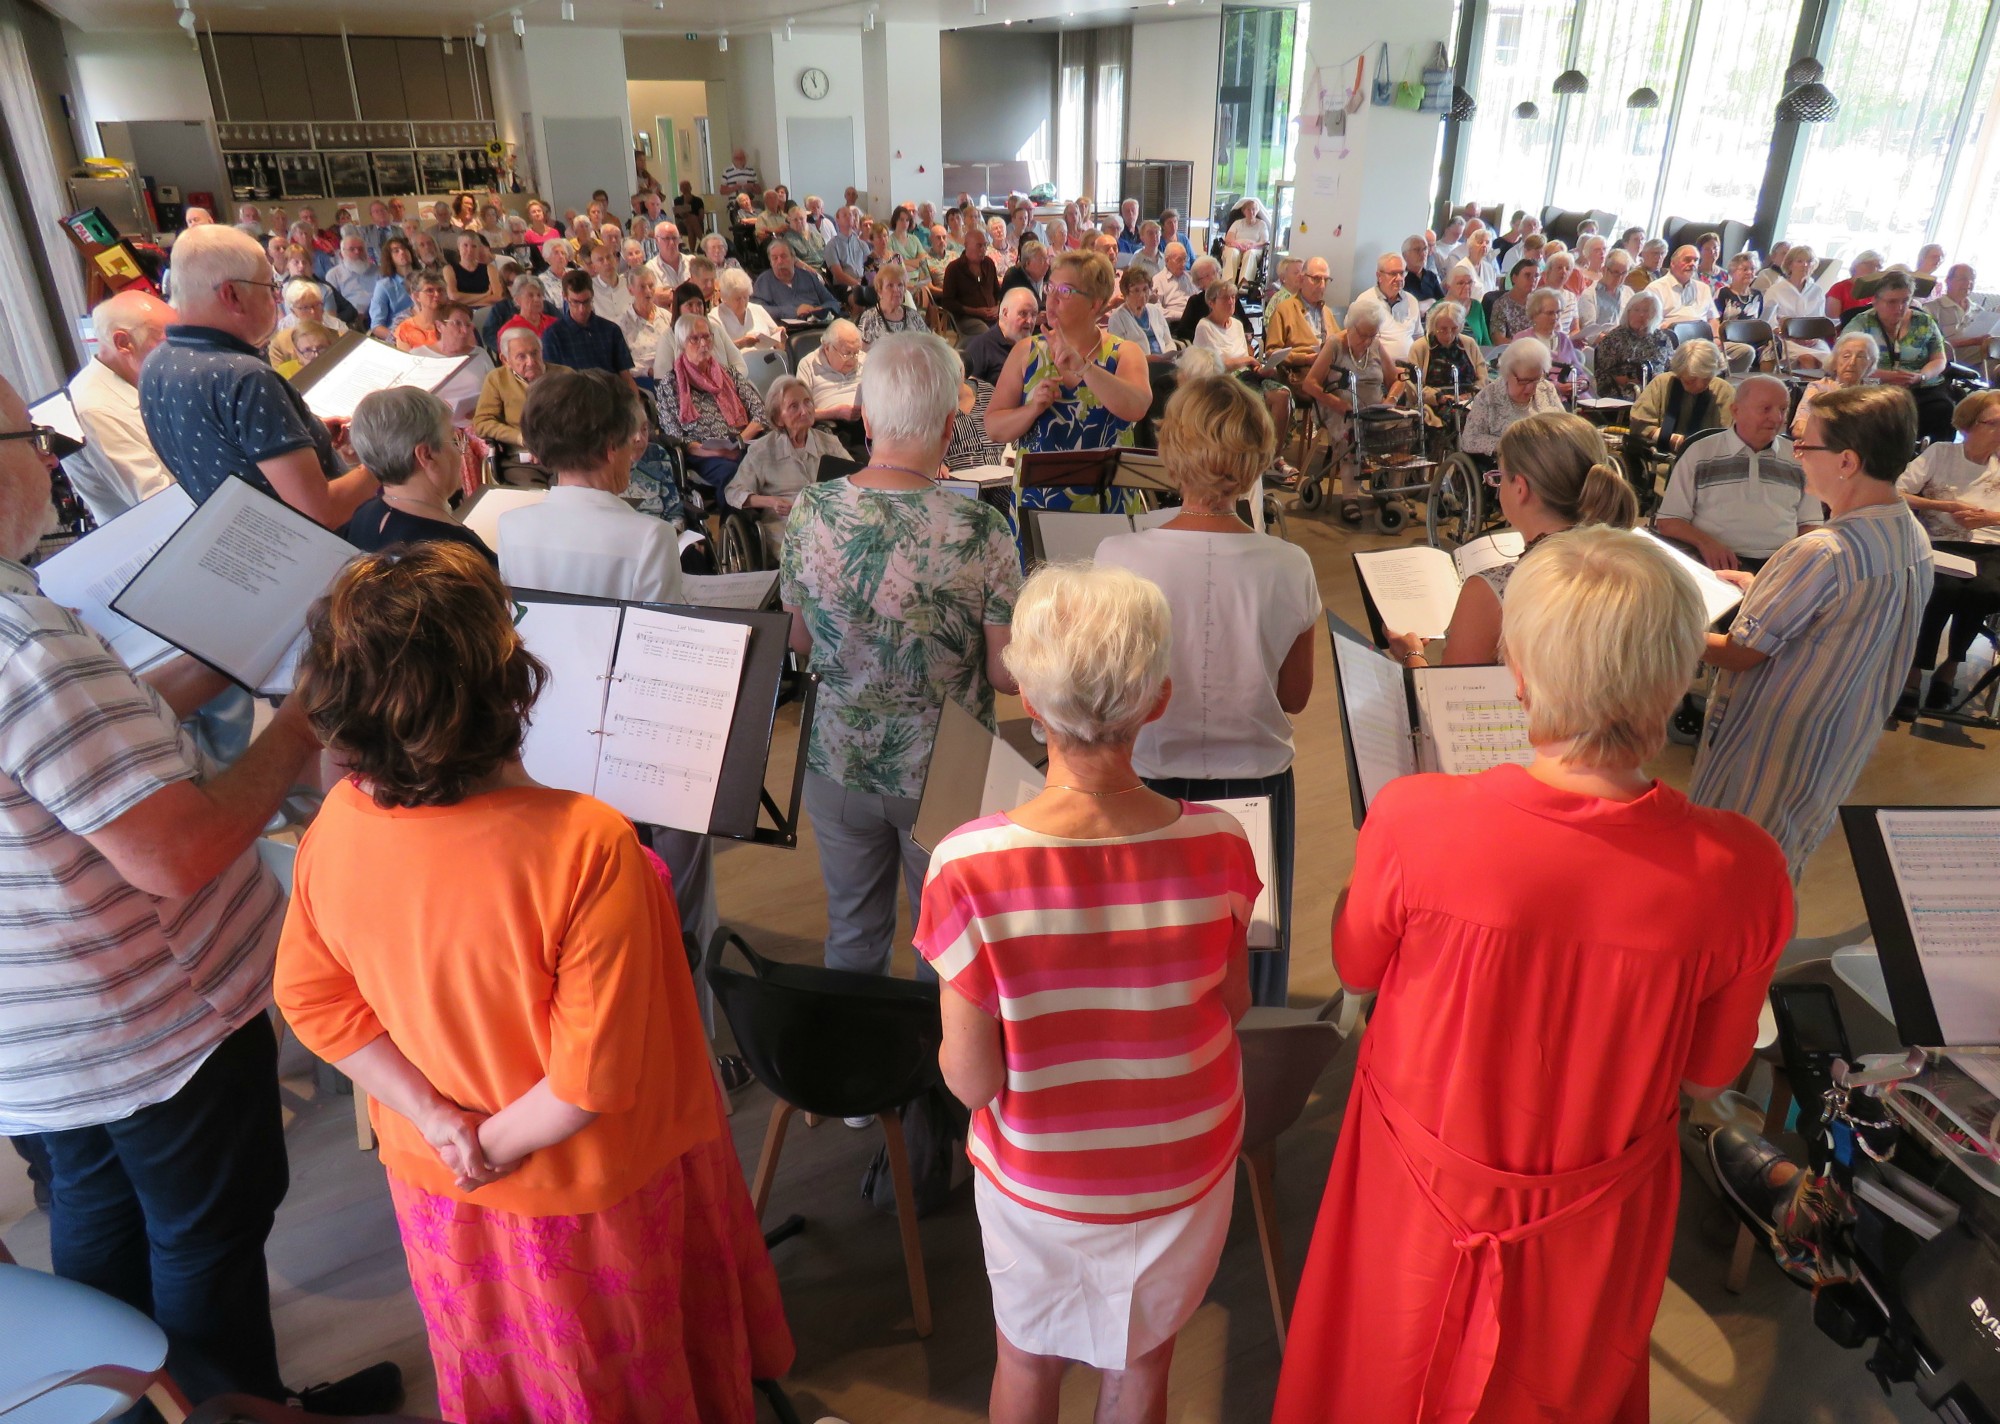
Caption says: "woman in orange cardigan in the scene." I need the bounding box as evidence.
[274,542,790,1424]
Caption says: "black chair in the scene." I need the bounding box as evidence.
[704,928,944,1338]
[1480,289,1502,330]
[784,325,824,370]
[1723,318,1774,359]
[1668,319,1715,348]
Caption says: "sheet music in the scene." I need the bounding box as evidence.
[460,486,547,551]
[979,730,1044,817]
[595,607,750,832]
[515,599,623,798]
[1332,627,1416,808]
[29,390,83,445]
[1876,809,2000,1044]
[1032,510,1138,564]
[1639,529,1746,625]
[1413,664,1534,776]
[1450,530,1525,583]
[1934,549,1979,578]
[111,478,356,694]
[1352,546,1462,642]
[677,570,779,610]
[300,339,470,422]
[1196,796,1278,949]
[34,485,195,672]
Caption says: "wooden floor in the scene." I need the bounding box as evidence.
[5,500,1991,1423]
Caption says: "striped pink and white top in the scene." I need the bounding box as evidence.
[914,804,1258,1224]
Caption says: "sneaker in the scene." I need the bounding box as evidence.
[292,1361,404,1416]
[1707,1123,1798,1238]
[842,1115,877,1129]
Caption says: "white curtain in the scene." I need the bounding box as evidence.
[0,0,87,395]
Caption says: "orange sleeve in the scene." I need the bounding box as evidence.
[544,824,684,1115]
[274,830,387,1063]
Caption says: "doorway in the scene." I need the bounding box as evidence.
[652,117,680,193]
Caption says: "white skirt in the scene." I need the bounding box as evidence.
[974,1170,1236,1370]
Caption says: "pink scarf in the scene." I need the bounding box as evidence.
[675,349,747,428]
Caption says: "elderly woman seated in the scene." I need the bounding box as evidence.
[655,314,768,507]
[1408,300,1487,421]
[1796,331,1879,435]
[917,562,1254,1422]
[1192,279,1292,455]
[1446,262,1492,345]
[1630,338,1735,456]
[1594,288,1674,395]
[797,318,868,457]
[1825,250,1884,322]
[269,278,349,366]
[1526,288,1588,400]
[1896,389,2000,711]
[474,326,567,486]
[1491,259,1539,343]
[716,267,784,354]
[1458,338,1566,456]
[858,262,925,346]
[343,385,495,561]
[727,374,850,564]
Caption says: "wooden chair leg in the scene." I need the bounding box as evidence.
[878,1108,933,1338]
[710,1052,734,1117]
[145,1376,193,1423]
[354,1089,375,1152]
[750,1101,798,1221]
[1242,1143,1289,1348]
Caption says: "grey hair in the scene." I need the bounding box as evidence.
[857,331,962,446]
[348,386,453,485]
[338,223,364,241]
[1449,259,1477,284]
[282,278,321,309]
[1345,301,1382,335]
[1003,563,1172,746]
[498,324,541,352]
[90,290,165,348]
[1499,337,1554,377]
[1669,338,1724,379]
[718,267,753,299]
[673,313,713,342]
[1641,238,1669,258]
[1425,300,1465,338]
[1625,291,1662,330]
[1191,255,1221,281]
[764,374,812,414]
[510,272,542,301]
[1525,288,1562,319]
[1834,331,1881,374]
[1175,345,1224,380]
[824,317,863,351]
[543,239,574,264]
[166,224,269,302]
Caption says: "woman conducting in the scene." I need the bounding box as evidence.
[918,562,1256,1424]
[1691,385,1934,877]
[275,542,791,1424]
[986,250,1153,513]
[1273,525,1794,1424]
[1389,411,1636,667]
[1098,378,1319,1007]
[781,333,1022,979]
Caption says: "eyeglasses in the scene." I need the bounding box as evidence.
[221,277,281,296]
[0,425,58,457]
[1048,282,1084,301]
[1791,441,1834,455]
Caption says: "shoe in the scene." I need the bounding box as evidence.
[1893,690,1920,721]
[1924,676,1957,711]
[715,1053,753,1092]
[1707,1124,1799,1239]
[292,1361,404,1416]
[842,1115,876,1129]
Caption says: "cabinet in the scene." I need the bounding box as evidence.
[202,33,491,125]
[1116,161,1193,221]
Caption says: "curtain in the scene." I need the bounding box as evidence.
[0,0,88,395]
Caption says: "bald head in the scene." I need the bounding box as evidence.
[997,286,1039,340]
[91,291,176,385]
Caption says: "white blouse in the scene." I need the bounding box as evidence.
[1193,316,1252,365]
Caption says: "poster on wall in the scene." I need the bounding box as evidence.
[417,151,462,195]
[326,153,374,199]
[371,151,418,194]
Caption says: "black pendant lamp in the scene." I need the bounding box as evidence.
[1449,85,1478,121]
[1514,99,1541,120]
[1784,55,1825,85]
[1627,85,1660,109]
[1777,81,1840,121]
[1552,69,1589,95]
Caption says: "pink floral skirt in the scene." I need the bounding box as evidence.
[387,1124,794,1424]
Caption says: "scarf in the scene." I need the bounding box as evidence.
[676,348,747,428]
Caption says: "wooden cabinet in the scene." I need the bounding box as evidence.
[203,34,490,124]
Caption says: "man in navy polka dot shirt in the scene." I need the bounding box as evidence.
[139,225,377,529]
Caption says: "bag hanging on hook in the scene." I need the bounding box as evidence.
[1394,45,1426,109]
[1420,41,1454,113]
[1371,42,1397,106]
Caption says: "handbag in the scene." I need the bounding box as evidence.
[1371,43,1397,106]
[1394,47,1427,111]
[1421,42,1454,114]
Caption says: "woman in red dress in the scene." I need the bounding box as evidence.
[1273,522,1794,1424]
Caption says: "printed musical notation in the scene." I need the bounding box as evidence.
[1418,673,1534,776]
[1878,809,2000,1044]
[618,674,731,714]
[596,608,750,832]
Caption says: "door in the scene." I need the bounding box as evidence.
[653,118,680,192]
[693,116,715,194]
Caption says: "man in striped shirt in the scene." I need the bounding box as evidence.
[0,375,395,1411]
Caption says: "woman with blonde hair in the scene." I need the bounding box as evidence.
[1275,525,1792,1424]
[1391,410,1637,668]
[918,560,1257,1424]
[1098,377,1320,1005]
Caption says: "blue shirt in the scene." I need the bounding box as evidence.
[540,313,634,375]
[753,265,839,320]
[1117,231,1143,255]
[369,274,412,332]
[138,324,337,507]
[360,223,398,261]
[327,261,380,315]
[823,232,870,285]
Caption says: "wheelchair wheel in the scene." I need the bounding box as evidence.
[1374,501,1407,534]
[1262,491,1289,542]
[1297,473,1326,512]
[716,512,767,574]
[1427,452,1483,550]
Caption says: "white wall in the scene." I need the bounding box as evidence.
[483,35,534,194]
[519,26,634,211]
[862,23,941,216]
[730,34,780,189]
[624,36,735,191]
[767,31,868,203]
[69,29,213,128]
[1288,0,1450,303]
[1127,17,1220,229]
[628,79,709,191]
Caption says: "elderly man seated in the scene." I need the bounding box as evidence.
[1648,244,1719,334]
[1926,263,1990,368]
[325,227,379,317]
[797,317,868,457]
[474,326,568,486]
[1354,251,1423,364]
[940,224,1002,335]
[1654,375,1816,571]
[65,291,177,523]
[1402,235,1444,307]
[1264,256,1338,383]
[961,287,1038,385]
[753,239,839,323]
[1151,242,1199,323]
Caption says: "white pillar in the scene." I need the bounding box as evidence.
[862,22,942,216]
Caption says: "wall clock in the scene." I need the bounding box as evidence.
[800,67,830,100]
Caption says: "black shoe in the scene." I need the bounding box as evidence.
[1707,1124,1798,1241]
[716,1052,753,1092]
[1924,676,1957,711]
[1893,690,1920,721]
[292,1361,404,1416]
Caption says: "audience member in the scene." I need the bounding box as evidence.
[961,288,1038,385]
[1408,300,1486,418]
[1843,269,1952,441]
[1264,255,1337,377]
[1354,252,1424,363]
[754,240,839,322]
[1219,198,1269,285]
[1490,259,1539,342]
[65,291,177,522]
[1895,389,2000,710]
[275,540,787,1424]
[1152,243,1199,321]
[326,229,379,317]
[1593,291,1675,399]
[1273,524,1790,1424]
[496,272,557,343]
[540,270,638,387]
[474,327,566,485]
[619,273,674,394]
[1925,262,1988,362]
[1108,263,1177,356]
[941,225,1003,335]
[393,274,446,351]
[1824,250,1884,321]
[442,233,499,311]
[858,262,925,345]
[1457,338,1566,456]
[1445,261,1492,344]
[537,238,578,306]
[655,315,767,504]
[1629,340,1736,482]
[728,375,849,563]
[1401,235,1444,306]
[1656,376,1814,571]
[1692,385,1932,875]
[798,318,867,454]
[918,561,1252,1424]
[781,333,1021,978]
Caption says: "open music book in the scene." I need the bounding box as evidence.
[1351,531,1525,644]
[35,484,196,673]
[290,332,482,423]
[110,477,358,696]
[513,597,752,834]
[912,700,1280,948]
[1637,529,1747,625]
[1328,613,1534,825]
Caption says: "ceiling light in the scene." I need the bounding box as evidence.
[512,9,524,34]
[560,0,574,20]
[785,15,794,38]
[1627,85,1659,108]
[718,29,728,49]
[1513,99,1539,120]
[1785,56,1825,86]
[441,31,452,51]
[1777,81,1839,122]
[474,20,486,43]
[1552,69,1587,94]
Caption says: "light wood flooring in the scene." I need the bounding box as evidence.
[5,503,1993,1423]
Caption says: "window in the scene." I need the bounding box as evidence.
[1655,0,1803,229]
[1490,11,1521,63]
[1058,61,1088,200]
[1454,0,1570,210]
[1212,6,1299,229]
[1546,2,1695,217]
[1932,21,2000,278]
[1785,0,1989,263]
